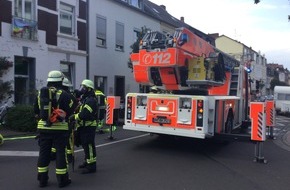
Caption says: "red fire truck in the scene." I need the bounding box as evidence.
[123,27,262,140]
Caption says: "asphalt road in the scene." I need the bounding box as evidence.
[0,116,290,190]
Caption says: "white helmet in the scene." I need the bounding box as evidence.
[47,70,64,82]
[81,79,94,89]
[62,77,72,87]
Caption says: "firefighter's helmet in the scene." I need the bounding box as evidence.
[63,77,72,87]
[47,70,64,82]
[81,79,94,89]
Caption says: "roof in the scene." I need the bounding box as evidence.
[217,35,252,50]
[112,0,215,45]
[143,0,215,44]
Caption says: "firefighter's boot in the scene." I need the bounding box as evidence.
[57,173,71,188]
[81,163,96,174]
[37,172,49,188]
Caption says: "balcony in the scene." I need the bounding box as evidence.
[11,16,38,41]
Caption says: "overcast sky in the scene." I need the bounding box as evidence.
[149,0,290,69]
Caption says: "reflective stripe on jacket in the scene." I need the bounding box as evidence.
[95,90,107,105]
[37,120,69,131]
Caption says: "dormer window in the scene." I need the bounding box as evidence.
[129,0,143,9]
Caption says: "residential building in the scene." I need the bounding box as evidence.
[0,0,225,106]
[215,35,267,98]
[0,0,87,104]
[88,0,214,103]
[88,0,161,102]
[266,63,289,93]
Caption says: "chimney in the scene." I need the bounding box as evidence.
[208,33,219,39]
[180,16,184,22]
[160,5,166,10]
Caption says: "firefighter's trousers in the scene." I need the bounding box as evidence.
[37,132,70,183]
[50,134,73,162]
[78,126,97,166]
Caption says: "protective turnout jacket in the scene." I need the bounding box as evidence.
[74,90,98,127]
[35,87,74,131]
[95,89,107,106]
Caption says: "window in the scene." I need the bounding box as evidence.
[115,22,124,51]
[94,76,107,94]
[60,61,75,87]
[14,56,36,105]
[130,0,142,8]
[14,0,36,20]
[12,0,37,40]
[277,93,290,101]
[59,2,75,35]
[96,16,106,47]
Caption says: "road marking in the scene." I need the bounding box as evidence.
[276,123,285,126]
[0,151,38,157]
[75,133,149,153]
[0,134,149,157]
[276,118,290,122]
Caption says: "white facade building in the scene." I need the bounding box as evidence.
[88,0,161,101]
[0,0,87,104]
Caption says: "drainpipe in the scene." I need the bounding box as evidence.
[86,0,90,79]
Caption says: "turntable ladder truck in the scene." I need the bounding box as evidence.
[123,27,271,162]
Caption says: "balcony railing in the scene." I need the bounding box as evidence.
[11,16,38,41]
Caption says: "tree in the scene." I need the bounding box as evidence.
[0,57,13,102]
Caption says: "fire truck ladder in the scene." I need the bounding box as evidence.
[229,67,240,96]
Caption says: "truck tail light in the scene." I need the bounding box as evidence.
[196,100,203,126]
[126,96,132,120]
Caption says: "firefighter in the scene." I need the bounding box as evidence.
[34,70,74,188]
[62,78,78,163]
[69,79,98,174]
[95,87,107,132]
[51,77,78,163]
[62,77,74,93]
